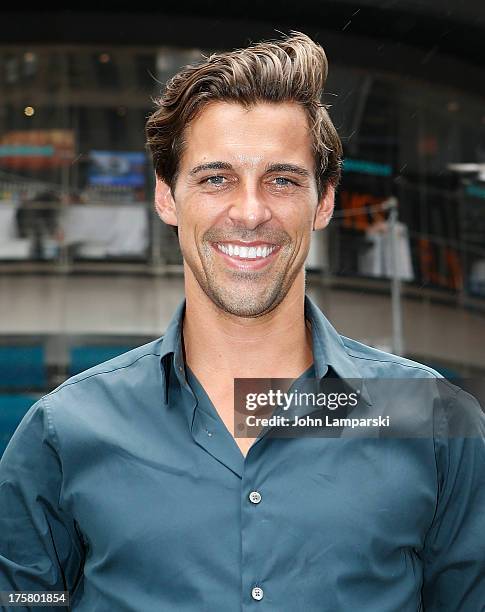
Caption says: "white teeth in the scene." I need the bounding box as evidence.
[217,243,276,260]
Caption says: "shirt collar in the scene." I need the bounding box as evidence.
[159,296,372,406]
[304,295,372,406]
[160,299,186,405]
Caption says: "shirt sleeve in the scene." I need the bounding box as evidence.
[0,397,84,611]
[421,387,485,611]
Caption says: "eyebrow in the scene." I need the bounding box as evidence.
[189,161,233,175]
[265,163,311,178]
[189,161,311,177]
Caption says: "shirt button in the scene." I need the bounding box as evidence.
[251,586,264,601]
[248,491,262,504]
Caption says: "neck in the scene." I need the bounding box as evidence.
[182,270,313,381]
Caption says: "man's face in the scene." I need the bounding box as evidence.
[157,101,333,317]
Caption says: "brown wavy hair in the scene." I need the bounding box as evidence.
[145,31,342,199]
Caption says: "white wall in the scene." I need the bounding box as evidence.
[2,274,485,370]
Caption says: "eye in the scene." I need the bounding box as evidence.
[271,176,296,186]
[202,175,226,186]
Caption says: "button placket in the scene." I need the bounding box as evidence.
[241,450,269,608]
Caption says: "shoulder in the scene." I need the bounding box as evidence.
[5,337,168,462]
[43,337,164,413]
[341,335,443,379]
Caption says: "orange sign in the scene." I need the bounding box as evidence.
[0,130,75,170]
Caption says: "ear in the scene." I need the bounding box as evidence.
[313,184,335,230]
[154,176,178,227]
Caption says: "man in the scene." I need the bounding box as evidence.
[1,32,484,611]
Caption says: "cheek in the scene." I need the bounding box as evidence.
[278,206,314,235]
[181,195,223,230]
[177,213,211,260]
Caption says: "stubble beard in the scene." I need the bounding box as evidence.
[186,241,298,318]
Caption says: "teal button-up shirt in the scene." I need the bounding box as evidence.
[1,296,484,611]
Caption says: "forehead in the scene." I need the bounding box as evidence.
[179,101,314,170]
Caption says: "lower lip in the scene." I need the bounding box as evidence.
[212,244,280,271]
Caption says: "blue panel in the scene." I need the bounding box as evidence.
[0,346,46,389]
[0,394,37,456]
[342,157,393,176]
[69,346,134,376]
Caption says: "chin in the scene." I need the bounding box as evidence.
[207,285,287,318]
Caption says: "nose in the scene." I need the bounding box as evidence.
[227,183,271,230]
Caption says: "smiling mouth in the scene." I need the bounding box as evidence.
[215,242,278,260]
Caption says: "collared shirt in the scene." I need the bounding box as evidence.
[1,295,484,611]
